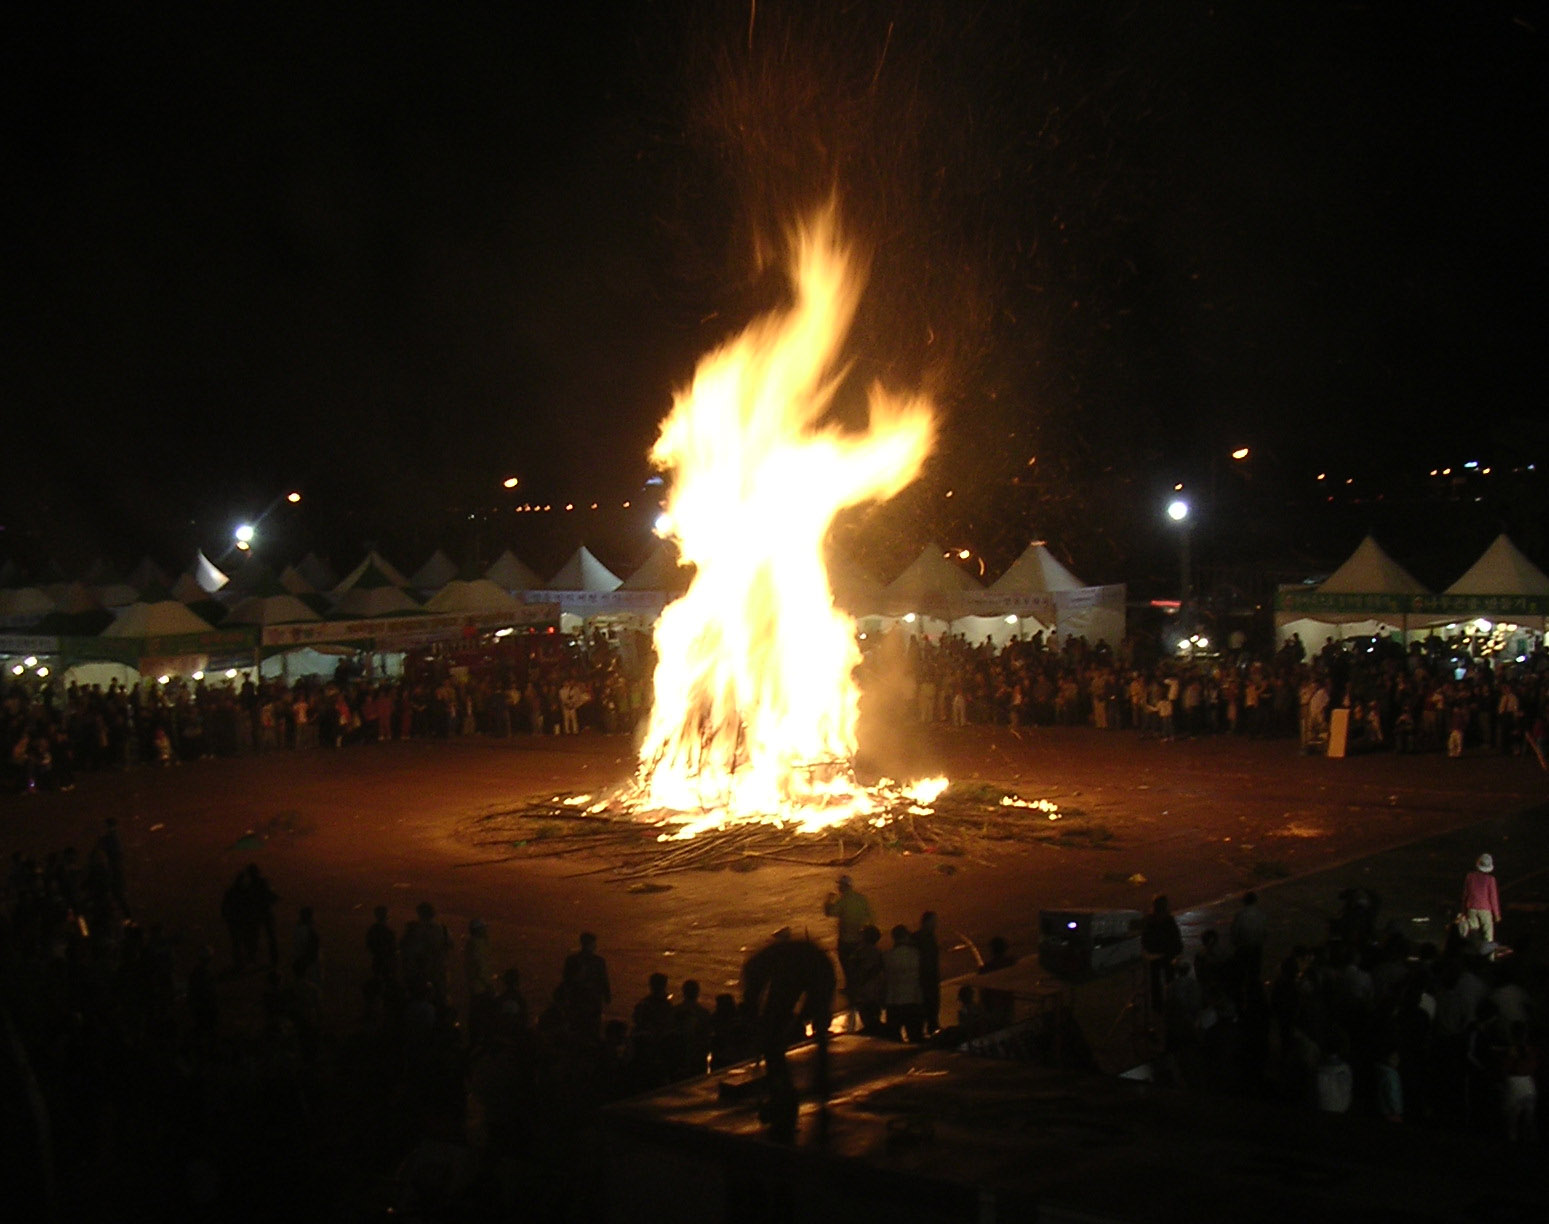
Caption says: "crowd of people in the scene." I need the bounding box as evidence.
[2,633,645,792]
[5,624,1547,794]
[867,626,1549,757]
[1139,863,1542,1139]
[2,797,1543,1220]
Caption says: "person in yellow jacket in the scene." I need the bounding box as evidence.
[824,873,874,988]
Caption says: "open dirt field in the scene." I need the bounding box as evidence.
[5,727,1546,1023]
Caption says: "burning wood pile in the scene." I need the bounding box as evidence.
[458,783,1090,883]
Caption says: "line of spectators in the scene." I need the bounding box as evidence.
[862,627,1549,757]
[1148,886,1543,1138]
[3,633,650,793]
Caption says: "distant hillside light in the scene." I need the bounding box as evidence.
[286,491,302,503]
[502,476,520,489]
[1231,446,1250,461]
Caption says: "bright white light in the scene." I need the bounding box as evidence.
[1464,461,1479,470]
[502,476,519,489]
[286,491,302,503]
[1196,637,1209,648]
[957,549,971,559]
[1231,447,1250,460]
[225,669,238,679]
[10,665,23,675]
[192,670,204,681]
[902,613,918,624]
[23,656,37,667]
[1473,619,1493,632]
[235,524,255,543]
[157,675,170,685]
[1004,615,1018,625]
[654,511,674,536]
[36,666,49,678]
[493,627,514,638]
[1167,499,1189,522]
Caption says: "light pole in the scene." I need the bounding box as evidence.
[1166,495,1191,611]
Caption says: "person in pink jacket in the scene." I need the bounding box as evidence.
[1461,853,1502,943]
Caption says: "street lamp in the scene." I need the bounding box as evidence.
[1166,496,1191,609]
[234,523,255,551]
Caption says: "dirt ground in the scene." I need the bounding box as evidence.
[5,726,1546,1026]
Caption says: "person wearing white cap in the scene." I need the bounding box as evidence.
[1460,853,1502,944]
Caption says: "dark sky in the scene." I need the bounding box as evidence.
[6,1,1546,583]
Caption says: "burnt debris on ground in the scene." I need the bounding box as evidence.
[457,780,1095,882]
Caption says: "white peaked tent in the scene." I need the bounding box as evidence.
[882,544,982,620]
[546,546,622,592]
[296,553,339,593]
[279,565,317,596]
[619,541,693,594]
[45,580,104,612]
[1448,534,1549,597]
[226,592,323,627]
[990,541,1085,595]
[128,557,171,591]
[1430,534,1549,633]
[411,549,460,591]
[171,572,208,604]
[485,549,543,593]
[1317,535,1429,598]
[193,550,229,594]
[101,600,215,638]
[94,581,142,608]
[224,568,323,627]
[424,578,523,615]
[0,586,55,629]
[331,551,412,601]
[1276,535,1430,650]
[331,560,422,618]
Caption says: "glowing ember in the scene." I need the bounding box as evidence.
[633,206,935,835]
[1001,794,1062,820]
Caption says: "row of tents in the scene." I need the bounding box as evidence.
[0,540,1123,681]
[1274,533,1549,649]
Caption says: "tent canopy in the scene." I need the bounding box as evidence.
[423,578,523,615]
[883,544,981,617]
[411,549,460,591]
[485,549,543,593]
[331,551,411,600]
[1317,535,1429,596]
[101,599,216,638]
[546,546,622,592]
[990,541,1084,593]
[619,541,693,593]
[1446,534,1549,597]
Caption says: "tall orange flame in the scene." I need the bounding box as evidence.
[635,207,935,835]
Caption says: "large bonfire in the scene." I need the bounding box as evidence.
[631,207,936,837]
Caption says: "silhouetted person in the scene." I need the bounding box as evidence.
[562,931,611,1039]
[1142,895,1184,1012]
[914,911,941,1033]
[977,936,1017,1029]
[742,936,837,1136]
[366,904,398,980]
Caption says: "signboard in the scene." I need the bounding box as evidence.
[526,590,669,616]
[0,635,59,656]
[262,604,561,650]
[1275,591,1549,616]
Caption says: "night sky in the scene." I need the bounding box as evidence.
[7,1,1546,590]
